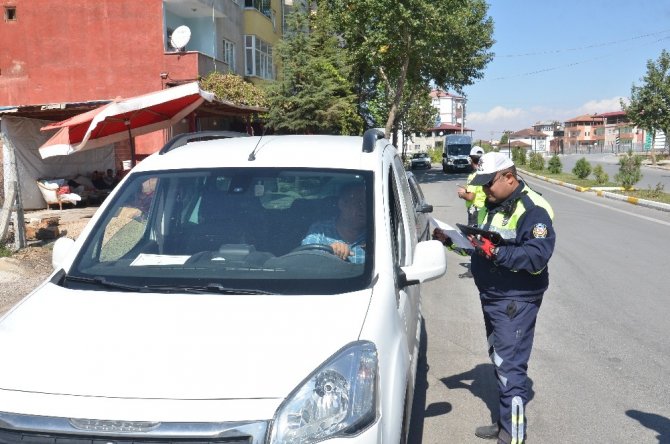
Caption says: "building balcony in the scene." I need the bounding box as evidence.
[162,51,232,84]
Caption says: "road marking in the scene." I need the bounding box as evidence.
[527,179,670,227]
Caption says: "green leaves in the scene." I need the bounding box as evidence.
[623,49,670,144]
[326,0,494,137]
[264,3,363,134]
[199,72,267,108]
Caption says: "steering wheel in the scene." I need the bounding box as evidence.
[291,244,334,254]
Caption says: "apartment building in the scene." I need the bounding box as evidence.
[409,89,471,153]
[0,0,282,155]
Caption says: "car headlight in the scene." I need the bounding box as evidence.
[270,341,378,443]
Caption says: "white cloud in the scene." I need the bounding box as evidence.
[578,97,628,114]
[468,106,525,122]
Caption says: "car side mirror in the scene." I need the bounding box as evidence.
[399,240,446,287]
[52,237,76,270]
[417,203,433,214]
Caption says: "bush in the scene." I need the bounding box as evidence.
[528,152,545,171]
[0,243,12,258]
[615,151,643,189]
[592,164,609,184]
[572,157,592,179]
[547,155,562,174]
[512,147,527,165]
[428,148,442,164]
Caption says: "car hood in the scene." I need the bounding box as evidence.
[0,283,372,400]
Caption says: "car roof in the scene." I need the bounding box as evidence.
[134,135,386,173]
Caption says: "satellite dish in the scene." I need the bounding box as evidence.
[170,25,191,51]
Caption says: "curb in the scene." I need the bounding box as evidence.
[519,169,670,213]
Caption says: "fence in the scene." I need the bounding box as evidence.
[553,142,668,156]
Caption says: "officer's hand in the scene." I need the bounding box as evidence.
[469,235,497,260]
[432,228,453,247]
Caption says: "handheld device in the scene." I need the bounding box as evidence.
[456,223,505,245]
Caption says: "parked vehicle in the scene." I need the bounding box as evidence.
[442,134,473,173]
[0,130,446,444]
[410,152,431,170]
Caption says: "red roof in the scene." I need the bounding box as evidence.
[430,89,463,99]
[428,122,473,132]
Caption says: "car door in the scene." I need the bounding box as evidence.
[388,156,421,377]
[407,172,432,241]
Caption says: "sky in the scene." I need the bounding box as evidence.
[462,0,670,143]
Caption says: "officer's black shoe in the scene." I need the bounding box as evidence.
[474,423,500,440]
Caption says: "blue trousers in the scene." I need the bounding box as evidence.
[481,297,542,444]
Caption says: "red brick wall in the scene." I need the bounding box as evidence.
[0,0,166,106]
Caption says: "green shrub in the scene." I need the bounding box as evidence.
[512,147,527,165]
[572,157,592,179]
[428,148,442,164]
[615,151,643,189]
[592,164,608,184]
[547,155,562,174]
[0,243,12,258]
[528,152,545,171]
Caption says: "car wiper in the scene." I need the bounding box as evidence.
[64,275,147,292]
[145,283,278,295]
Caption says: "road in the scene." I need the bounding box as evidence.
[408,167,670,443]
[555,153,670,190]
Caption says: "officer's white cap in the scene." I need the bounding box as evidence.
[470,152,515,186]
[470,146,485,156]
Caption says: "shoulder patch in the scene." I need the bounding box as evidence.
[532,223,548,238]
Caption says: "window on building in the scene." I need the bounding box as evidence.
[223,39,235,71]
[4,6,16,21]
[244,35,274,79]
[245,0,272,18]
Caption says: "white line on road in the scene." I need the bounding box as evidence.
[527,179,670,227]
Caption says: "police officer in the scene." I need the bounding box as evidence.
[457,146,487,226]
[434,152,555,444]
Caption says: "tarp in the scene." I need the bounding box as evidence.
[2,116,114,210]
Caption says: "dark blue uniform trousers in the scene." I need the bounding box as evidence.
[481,297,542,444]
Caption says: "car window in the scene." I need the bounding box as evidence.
[69,169,374,295]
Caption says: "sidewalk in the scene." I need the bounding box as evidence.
[520,168,670,213]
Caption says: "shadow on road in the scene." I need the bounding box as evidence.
[408,319,453,443]
[626,410,670,444]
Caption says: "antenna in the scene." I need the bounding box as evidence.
[170,25,191,52]
[248,127,267,161]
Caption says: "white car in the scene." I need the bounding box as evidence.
[0,130,446,443]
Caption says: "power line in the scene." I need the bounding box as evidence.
[487,35,670,81]
[498,28,670,58]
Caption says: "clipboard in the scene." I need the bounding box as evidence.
[456,223,505,245]
[429,217,474,251]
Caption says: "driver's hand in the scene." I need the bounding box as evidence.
[331,242,352,261]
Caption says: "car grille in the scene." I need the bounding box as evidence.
[454,159,469,165]
[0,412,268,444]
[0,429,251,443]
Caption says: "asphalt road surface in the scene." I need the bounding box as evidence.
[408,167,670,443]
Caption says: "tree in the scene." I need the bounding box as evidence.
[622,49,670,161]
[264,3,363,134]
[500,132,509,145]
[199,72,267,108]
[327,0,494,139]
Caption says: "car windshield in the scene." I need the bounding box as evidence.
[67,168,374,295]
[447,144,471,156]
[412,153,428,159]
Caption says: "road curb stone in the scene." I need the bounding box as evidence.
[519,169,670,213]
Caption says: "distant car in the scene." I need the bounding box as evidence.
[407,171,433,241]
[410,152,431,169]
[0,130,447,444]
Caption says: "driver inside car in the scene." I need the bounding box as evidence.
[301,183,367,263]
